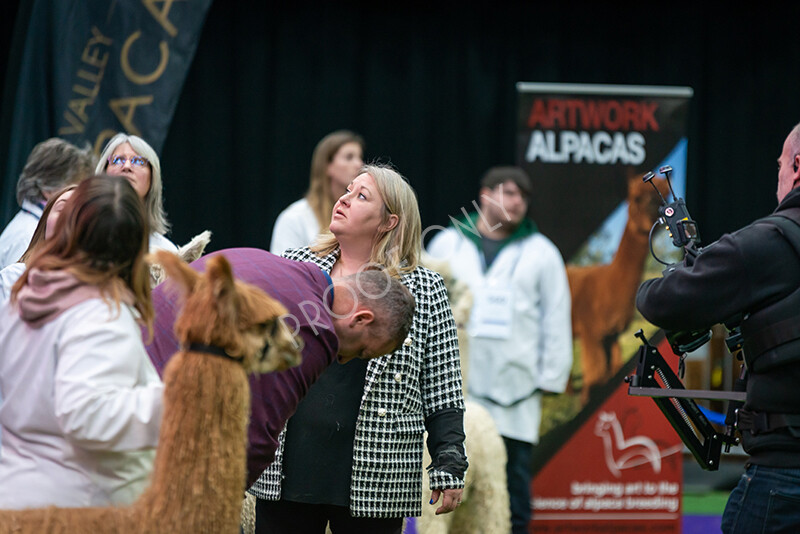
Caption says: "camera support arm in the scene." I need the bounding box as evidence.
[625,329,743,470]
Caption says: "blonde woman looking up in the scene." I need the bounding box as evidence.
[252,163,467,534]
[270,130,364,255]
[96,133,178,254]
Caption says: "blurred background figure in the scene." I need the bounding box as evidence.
[427,165,572,534]
[96,133,178,254]
[0,138,95,269]
[0,175,162,509]
[270,130,364,255]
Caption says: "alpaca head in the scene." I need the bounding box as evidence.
[594,411,616,435]
[152,250,303,374]
[627,172,669,235]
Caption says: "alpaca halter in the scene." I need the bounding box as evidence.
[186,342,242,362]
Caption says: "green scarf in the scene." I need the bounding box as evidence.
[451,211,538,253]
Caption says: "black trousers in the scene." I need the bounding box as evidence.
[254,497,403,534]
[503,436,534,534]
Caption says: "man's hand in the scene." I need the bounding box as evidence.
[429,488,464,515]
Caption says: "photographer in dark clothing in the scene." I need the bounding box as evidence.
[636,122,800,534]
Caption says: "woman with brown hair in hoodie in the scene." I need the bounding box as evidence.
[0,175,163,509]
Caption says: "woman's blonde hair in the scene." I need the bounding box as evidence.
[305,130,365,232]
[312,163,421,277]
[12,175,154,335]
[96,132,170,235]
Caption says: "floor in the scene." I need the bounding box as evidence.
[682,490,729,534]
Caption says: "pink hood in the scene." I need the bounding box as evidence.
[16,269,110,328]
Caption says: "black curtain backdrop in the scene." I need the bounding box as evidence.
[3,2,800,254]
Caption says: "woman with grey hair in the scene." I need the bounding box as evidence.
[0,138,95,269]
[96,133,178,253]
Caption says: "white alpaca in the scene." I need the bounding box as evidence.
[412,254,511,534]
[414,401,510,534]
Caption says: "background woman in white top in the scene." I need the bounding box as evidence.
[270,130,364,255]
[95,133,178,253]
[0,175,163,509]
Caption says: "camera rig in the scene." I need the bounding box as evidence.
[625,166,746,471]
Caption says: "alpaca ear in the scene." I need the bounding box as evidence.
[178,230,212,263]
[205,254,239,324]
[149,250,199,295]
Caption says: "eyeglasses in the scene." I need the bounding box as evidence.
[108,155,148,168]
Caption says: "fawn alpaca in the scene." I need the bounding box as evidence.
[567,173,668,404]
[0,251,301,534]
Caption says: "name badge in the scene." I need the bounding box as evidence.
[472,285,513,339]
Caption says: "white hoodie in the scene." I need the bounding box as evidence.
[0,269,163,509]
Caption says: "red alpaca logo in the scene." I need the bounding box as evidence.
[593,411,681,478]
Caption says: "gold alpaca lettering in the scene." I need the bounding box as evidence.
[109,95,154,136]
[141,0,183,37]
[57,26,112,135]
[121,31,169,85]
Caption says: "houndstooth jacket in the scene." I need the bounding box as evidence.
[249,246,467,517]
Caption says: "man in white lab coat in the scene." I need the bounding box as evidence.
[427,165,572,534]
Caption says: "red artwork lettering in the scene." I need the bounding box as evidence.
[528,98,661,132]
[527,99,552,128]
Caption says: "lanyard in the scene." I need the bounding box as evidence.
[20,201,45,219]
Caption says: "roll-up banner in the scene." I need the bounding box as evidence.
[1,0,213,225]
[517,82,693,534]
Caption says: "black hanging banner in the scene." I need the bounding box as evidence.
[1,0,213,224]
